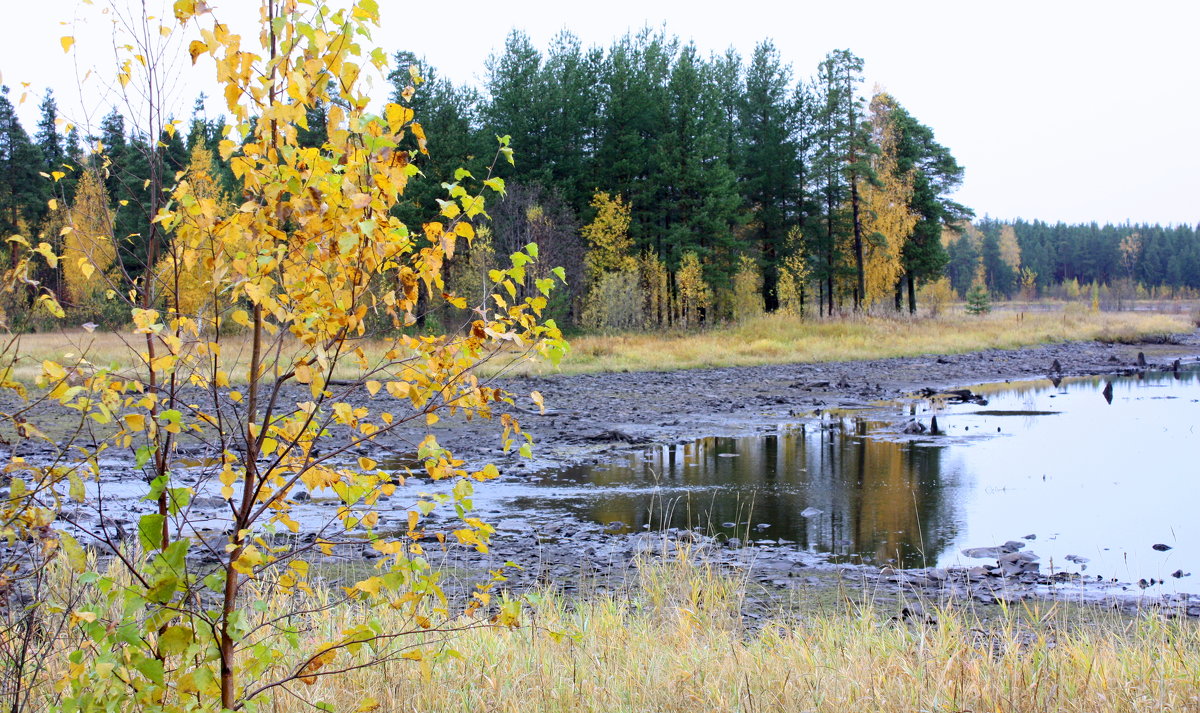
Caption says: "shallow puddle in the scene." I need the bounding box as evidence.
[504,368,1200,588]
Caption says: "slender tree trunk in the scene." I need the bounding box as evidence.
[825,194,836,317]
[907,272,917,314]
[762,239,778,312]
[850,174,864,311]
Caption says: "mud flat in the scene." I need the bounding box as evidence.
[19,331,1200,616]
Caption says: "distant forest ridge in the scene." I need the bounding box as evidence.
[1,27,1198,332]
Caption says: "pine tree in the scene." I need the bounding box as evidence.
[484,31,546,181]
[594,29,673,254]
[965,280,991,315]
[891,102,971,312]
[655,43,742,289]
[737,41,803,312]
[34,91,75,202]
[389,53,487,230]
[0,86,47,244]
[811,53,854,314]
[825,50,871,311]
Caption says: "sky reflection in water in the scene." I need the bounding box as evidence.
[509,369,1200,586]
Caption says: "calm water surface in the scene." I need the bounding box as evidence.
[505,369,1200,585]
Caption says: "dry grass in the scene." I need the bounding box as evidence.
[21,549,1200,712]
[532,308,1192,376]
[2,308,1191,383]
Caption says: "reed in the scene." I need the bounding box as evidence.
[16,547,1200,712]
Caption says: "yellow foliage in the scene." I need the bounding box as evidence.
[860,93,917,309]
[582,191,636,282]
[153,144,234,324]
[62,167,117,305]
[639,250,670,328]
[777,227,811,316]
[36,2,570,711]
[581,268,642,331]
[917,276,956,317]
[674,252,711,327]
[731,254,762,322]
[998,224,1021,270]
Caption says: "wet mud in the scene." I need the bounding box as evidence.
[14,331,1200,617]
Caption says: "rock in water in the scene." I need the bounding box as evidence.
[800,507,823,518]
[962,545,1019,559]
[1153,543,1173,551]
[1102,381,1114,404]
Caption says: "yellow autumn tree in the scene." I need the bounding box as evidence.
[582,191,636,280]
[860,92,917,309]
[675,251,711,327]
[62,166,116,306]
[639,249,670,328]
[731,254,763,322]
[44,2,568,709]
[582,191,641,329]
[153,143,233,324]
[777,227,811,316]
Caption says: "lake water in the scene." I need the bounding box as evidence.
[504,368,1200,586]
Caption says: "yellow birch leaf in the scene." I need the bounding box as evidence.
[60,36,74,53]
[188,40,207,64]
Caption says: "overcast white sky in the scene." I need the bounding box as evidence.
[3,0,1197,226]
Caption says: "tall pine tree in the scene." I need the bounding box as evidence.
[737,41,803,312]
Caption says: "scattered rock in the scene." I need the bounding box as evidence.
[962,543,1022,559]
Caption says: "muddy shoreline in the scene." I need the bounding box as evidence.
[395,331,1200,618]
[24,331,1200,617]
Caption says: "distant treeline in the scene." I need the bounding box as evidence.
[943,218,1200,302]
[1,28,1198,333]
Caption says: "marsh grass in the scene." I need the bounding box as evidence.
[6,309,1191,384]
[255,553,1200,713]
[530,308,1191,375]
[20,545,1200,712]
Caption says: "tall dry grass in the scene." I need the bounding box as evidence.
[548,308,1192,375]
[22,548,1200,712]
[5,308,1192,383]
